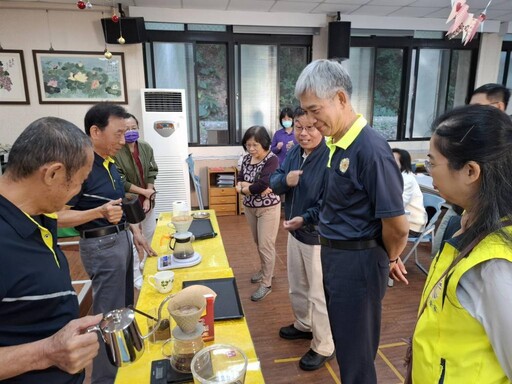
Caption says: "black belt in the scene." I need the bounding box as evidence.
[319,236,381,250]
[80,223,128,239]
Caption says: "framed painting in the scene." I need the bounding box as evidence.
[0,50,30,104]
[33,50,127,104]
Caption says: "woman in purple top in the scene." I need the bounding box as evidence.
[271,107,298,165]
[236,126,281,302]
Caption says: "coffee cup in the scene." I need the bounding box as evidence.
[148,271,174,294]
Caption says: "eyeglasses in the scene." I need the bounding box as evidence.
[424,159,449,174]
[424,159,433,174]
[294,125,317,134]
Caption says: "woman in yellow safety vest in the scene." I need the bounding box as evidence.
[410,105,512,384]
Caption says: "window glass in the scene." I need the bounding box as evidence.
[447,50,471,109]
[506,54,512,89]
[346,47,374,121]
[279,46,308,109]
[373,48,403,140]
[498,51,507,84]
[196,44,228,145]
[239,45,278,136]
[408,49,470,139]
[153,42,198,142]
[409,49,446,138]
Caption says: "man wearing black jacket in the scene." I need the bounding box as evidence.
[270,107,334,371]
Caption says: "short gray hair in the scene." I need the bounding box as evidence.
[6,117,92,181]
[295,59,353,99]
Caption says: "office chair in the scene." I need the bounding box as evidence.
[401,192,445,275]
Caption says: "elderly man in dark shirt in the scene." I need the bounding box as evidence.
[295,59,409,384]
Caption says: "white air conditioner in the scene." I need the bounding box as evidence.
[141,89,190,217]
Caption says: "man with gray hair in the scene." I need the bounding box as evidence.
[57,103,153,384]
[0,117,102,383]
[295,59,409,383]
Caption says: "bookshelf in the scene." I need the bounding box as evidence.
[207,167,238,216]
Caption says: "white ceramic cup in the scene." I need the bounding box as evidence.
[148,271,174,294]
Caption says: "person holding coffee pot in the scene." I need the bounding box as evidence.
[57,103,153,384]
[271,107,298,165]
[114,113,158,289]
[0,117,102,383]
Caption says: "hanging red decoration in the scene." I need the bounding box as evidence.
[77,0,86,9]
[111,14,119,23]
[446,0,493,45]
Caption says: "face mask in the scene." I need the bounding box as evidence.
[125,130,139,143]
[282,120,293,129]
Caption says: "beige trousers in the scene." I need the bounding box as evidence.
[244,204,281,287]
[287,233,335,356]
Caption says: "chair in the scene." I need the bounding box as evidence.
[186,154,205,210]
[401,192,445,274]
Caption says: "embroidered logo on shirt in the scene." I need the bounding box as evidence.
[339,158,350,173]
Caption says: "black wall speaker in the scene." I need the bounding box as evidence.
[101,17,147,44]
[328,21,351,60]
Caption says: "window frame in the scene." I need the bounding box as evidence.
[351,36,479,141]
[143,28,312,146]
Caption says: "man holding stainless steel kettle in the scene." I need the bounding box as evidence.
[57,103,154,384]
[0,117,102,383]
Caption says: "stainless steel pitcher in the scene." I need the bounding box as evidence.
[87,295,173,367]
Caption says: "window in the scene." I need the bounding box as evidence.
[497,43,512,114]
[348,37,477,141]
[144,26,311,146]
[497,42,512,89]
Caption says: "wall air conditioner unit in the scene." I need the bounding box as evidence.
[141,89,190,217]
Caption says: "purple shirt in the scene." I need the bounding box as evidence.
[271,128,298,165]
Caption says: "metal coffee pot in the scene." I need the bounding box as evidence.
[87,296,172,367]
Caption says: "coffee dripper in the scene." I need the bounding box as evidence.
[162,287,206,373]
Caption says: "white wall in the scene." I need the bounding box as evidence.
[0,7,145,144]
[0,5,502,206]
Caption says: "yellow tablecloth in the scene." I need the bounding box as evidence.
[151,211,230,270]
[114,211,264,384]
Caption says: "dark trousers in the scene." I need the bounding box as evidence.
[321,245,389,384]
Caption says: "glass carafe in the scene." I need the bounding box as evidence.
[162,324,205,373]
[169,232,195,259]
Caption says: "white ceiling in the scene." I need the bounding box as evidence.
[3,0,512,22]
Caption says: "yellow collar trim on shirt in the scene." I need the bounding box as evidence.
[327,114,367,167]
[102,156,116,189]
[22,211,60,268]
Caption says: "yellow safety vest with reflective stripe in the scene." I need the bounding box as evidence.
[412,230,512,384]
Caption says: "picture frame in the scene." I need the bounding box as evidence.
[32,50,127,104]
[0,50,30,104]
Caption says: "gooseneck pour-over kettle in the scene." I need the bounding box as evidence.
[87,295,173,367]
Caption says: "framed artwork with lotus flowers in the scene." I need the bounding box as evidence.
[32,50,127,104]
[0,50,29,104]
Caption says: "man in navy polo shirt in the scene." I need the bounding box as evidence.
[0,117,101,383]
[295,59,409,384]
[57,103,153,384]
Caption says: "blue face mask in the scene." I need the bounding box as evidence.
[125,130,139,143]
[282,120,293,129]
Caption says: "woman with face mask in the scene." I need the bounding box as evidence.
[114,113,158,289]
[271,107,298,165]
